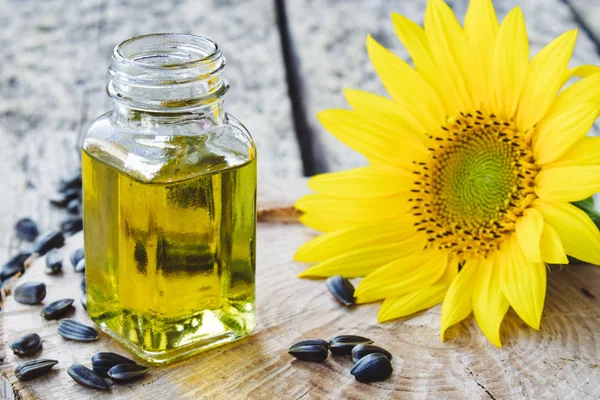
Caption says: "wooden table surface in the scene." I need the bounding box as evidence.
[2,0,600,398]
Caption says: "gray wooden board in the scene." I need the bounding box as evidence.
[0,0,302,269]
[284,0,600,173]
[570,0,600,45]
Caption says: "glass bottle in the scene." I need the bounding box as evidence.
[81,33,257,365]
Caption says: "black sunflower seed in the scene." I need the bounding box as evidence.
[70,248,85,268]
[81,277,86,293]
[33,231,65,255]
[9,333,42,356]
[60,171,82,192]
[74,258,86,273]
[67,363,109,391]
[350,353,393,382]
[49,192,73,208]
[67,198,81,215]
[44,249,63,275]
[92,352,136,377]
[107,363,149,381]
[290,339,329,349]
[15,359,58,381]
[41,298,74,320]
[15,218,39,242]
[288,344,328,362]
[58,319,98,341]
[80,293,87,310]
[326,276,355,306]
[351,344,392,364]
[14,282,46,305]
[60,217,83,235]
[1,252,30,281]
[329,335,373,355]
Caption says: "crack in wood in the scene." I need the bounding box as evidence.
[458,358,497,400]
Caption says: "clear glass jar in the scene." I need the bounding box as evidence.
[81,33,257,365]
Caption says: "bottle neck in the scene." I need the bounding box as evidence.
[107,33,229,122]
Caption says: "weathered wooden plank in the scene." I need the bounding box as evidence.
[0,0,302,273]
[569,0,600,45]
[284,0,600,173]
[2,181,600,399]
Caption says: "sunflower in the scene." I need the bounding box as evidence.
[294,0,600,347]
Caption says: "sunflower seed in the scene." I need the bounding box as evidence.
[14,282,46,305]
[70,248,85,268]
[81,277,86,293]
[80,293,87,310]
[351,344,392,363]
[350,353,393,382]
[15,218,39,242]
[9,333,42,356]
[58,319,98,341]
[41,298,74,320]
[1,252,30,281]
[15,359,58,381]
[288,344,328,362]
[67,198,81,215]
[75,258,86,273]
[329,335,373,355]
[67,363,109,391]
[60,217,83,235]
[107,363,149,381]
[49,191,74,208]
[45,249,63,274]
[326,276,355,306]
[33,231,65,255]
[290,339,329,349]
[60,171,82,192]
[92,352,136,377]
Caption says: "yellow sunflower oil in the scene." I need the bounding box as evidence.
[81,33,257,364]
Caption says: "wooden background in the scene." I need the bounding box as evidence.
[1,0,600,398]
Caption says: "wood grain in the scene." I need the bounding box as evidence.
[2,180,600,399]
[283,0,600,173]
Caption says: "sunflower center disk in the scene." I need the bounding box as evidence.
[410,111,539,259]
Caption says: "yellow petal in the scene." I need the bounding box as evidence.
[515,208,544,263]
[464,0,499,110]
[298,213,361,233]
[295,220,414,263]
[490,7,529,119]
[546,137,600,168]
[516,30,578,131]
[501,236,546,330]
[317,109,427,169]
[355,250,448,303]
[472,253,509,347]
[539,222,568,264]
[440,259,479,340]
[307,166,413,199]
[366,35,446,133]
[298,235,427,278]
[567,65,600,78]
[424,0,475,113]
[533,103,600,165]
[378,284,447,323]
[535,200,600,265]
[535,166,600,202]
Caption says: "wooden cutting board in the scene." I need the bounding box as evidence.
[2,180,600,399]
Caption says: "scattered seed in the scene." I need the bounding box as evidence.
[60,171,82,192]
[107,363,149,381]
[15,359,58,381]
[70,248,85,268]
[9,333,42,356]
[81,277,86,293]
[351,344,392,364]
[67,198,81,215]
[14,218,39,242]
[329,335,373,355]
[80,293,87,310]
[33,231,65,256]
[41,299,74,320]
[44,249,63,275]
[58,319,98,341]
[288,344,328,362]
[49,192,73,208]
[350,353,393,382]
[14,282,46,305]
[290,339,329,349]
[75,258,86,273]
[326,276,355,306]
[92,352,136,377]
[60,217,83,235]
[67,364,109,391]
[1,252,30,281]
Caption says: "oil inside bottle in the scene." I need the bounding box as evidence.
[82,144,256,365]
